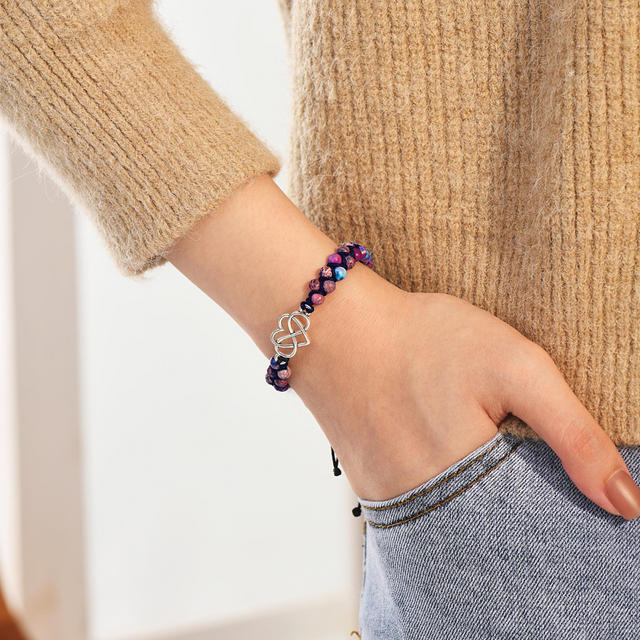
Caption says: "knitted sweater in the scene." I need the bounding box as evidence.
[1,0,640,446]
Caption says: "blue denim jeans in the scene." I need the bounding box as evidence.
[357,431,640,638]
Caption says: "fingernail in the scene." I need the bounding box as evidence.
[605,469,640,520]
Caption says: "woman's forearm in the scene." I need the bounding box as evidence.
[165,173,399,386]
[164,175,640,518]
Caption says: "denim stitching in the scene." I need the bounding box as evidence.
[364,439,524,528]
[362,433,509,512]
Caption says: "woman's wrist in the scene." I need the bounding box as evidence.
[287,258,405,393]
[166,174,333,348]
[165,173,400,384]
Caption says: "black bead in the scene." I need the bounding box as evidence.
[300,301,314,313]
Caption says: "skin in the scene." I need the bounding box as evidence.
[166,173,640,518]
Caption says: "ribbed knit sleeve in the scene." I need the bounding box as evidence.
[0,0,282,276]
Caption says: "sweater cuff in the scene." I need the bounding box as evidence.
[0,0,282,276]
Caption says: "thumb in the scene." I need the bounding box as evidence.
[504,344,640,520]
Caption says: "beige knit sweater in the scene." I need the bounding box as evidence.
[2,0,640,446]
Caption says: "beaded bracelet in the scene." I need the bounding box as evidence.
[265,241,372,516]
[264,241,373,393]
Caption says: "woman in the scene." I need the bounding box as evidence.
[1,0,639,637]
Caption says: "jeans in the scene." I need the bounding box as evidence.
[357,431,640,639]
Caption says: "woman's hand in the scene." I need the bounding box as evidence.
[166,173,640,521]
[290,269,640,520]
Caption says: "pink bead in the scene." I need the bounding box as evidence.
[319,266,333,278]
[345,255,356,269]
[311,293,325,305]
[274,378,289,387]
[352,247,362,261]
[328,253,342,264]
[309,278,321,291]
[322,280,336,294]
[277,367,291,380]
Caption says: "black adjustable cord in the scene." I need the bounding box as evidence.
[331,446,362,517]
[331,447,342,476]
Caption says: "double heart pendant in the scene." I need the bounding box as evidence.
[270,309,311,360]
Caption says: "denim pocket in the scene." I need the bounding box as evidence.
[358,431,525,529]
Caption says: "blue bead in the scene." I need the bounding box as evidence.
[335,266,347,280]
[270,356,279,368]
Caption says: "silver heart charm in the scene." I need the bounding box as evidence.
[270,310,311,358]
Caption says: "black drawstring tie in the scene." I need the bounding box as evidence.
[331,447,342,476]
[331,447,362,517]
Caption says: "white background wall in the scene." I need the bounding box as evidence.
[0,1,362,639]
[0,113,22,618]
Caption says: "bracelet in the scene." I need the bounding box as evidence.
[265,241,373,392]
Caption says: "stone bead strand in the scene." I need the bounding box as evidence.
[265,241,373,392]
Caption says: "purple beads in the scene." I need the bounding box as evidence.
[267,241,372,392]
[266,357,290,391]
[322,280,336,294]
[319,265,333,279]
